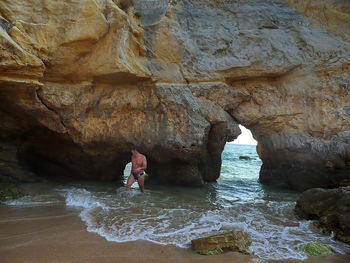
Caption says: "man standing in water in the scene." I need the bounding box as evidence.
[126,146,147,192]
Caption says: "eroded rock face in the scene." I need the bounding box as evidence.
[191,231,252,255]
[0,0,349,189]
[296,187,350,243]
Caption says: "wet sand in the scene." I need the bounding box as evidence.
[0,204,252,263]
[0,204,349,263]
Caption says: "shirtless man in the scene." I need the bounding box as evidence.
[126,146,147,192]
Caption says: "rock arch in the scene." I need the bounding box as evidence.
[0,0,349,190]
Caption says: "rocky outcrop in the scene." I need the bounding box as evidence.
[296,187,350,243]
[0,141,38,183]
[191,231,252,255]
[0,182,23,202]
[0,0,349,189]
[298,242,334,257]
[239,156,257,161]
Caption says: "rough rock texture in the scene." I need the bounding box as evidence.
[0,0,349,189]
[0,141,38,183]
[0,182,23,202]
[296,187,350,243]
[298,242,334,257]
[191,231,252,255]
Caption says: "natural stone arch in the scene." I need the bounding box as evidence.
[3,81,240,186]
[0,0,349,191]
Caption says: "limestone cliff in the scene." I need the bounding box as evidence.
[0,0,349,190]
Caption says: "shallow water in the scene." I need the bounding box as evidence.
[3,144,350,260]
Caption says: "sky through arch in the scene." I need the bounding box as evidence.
[230,125,257,145]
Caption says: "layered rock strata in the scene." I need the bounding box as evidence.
[0,0,349,189]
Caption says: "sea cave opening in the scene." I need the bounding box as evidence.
[219,125,261,184]
[123,162,132,185]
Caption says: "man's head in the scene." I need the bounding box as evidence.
[131,146,140,154]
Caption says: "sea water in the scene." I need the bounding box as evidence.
[4,144,350,260]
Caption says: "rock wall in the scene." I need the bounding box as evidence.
[296,187,350,243]
[0,0,349,190]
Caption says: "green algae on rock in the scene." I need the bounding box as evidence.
[296,187,350,244]
[191,231,252,255]
[0,183,23,202]
[298,242,334,257]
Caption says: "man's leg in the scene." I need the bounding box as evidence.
[126,174,135,191]
[137,175,145,192]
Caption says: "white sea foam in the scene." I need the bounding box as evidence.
[58,185,350,260]
[63,188,109,210]
[4,195,61,206]
[7,144,349,260]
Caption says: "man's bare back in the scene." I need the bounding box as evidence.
[126,146,147,192]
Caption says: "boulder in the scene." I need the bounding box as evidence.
[298,242,334,257]
[0,141,39,183]
[191,231,252,255]
[295,187,350,243]
[0,182,23,202]
[239,156,257,161]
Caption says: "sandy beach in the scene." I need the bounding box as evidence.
[0,204,252,263]
[0,203,349,263]
[1,0,350,262]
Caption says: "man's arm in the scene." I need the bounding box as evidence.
[142,157,147,171]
